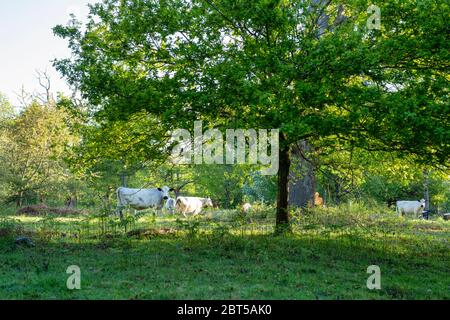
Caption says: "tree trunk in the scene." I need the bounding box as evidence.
[224,186,231,209]
[120,173,127,187]
[66,195,77,208]
[334,176,342,205]
[423,170,430,211]
[16,191,23,208]
[275,133,291,234]
[288,140,316,209]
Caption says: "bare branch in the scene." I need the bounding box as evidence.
[36,69,54,104]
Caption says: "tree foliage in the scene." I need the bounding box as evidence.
[0,102,76,206]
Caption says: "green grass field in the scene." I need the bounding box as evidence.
[0,206,449,300]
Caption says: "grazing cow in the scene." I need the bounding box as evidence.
[175,196,213,217]
[396,199,426,218]
[164,197,176,214]
[116,186,173,218]
[242,203,252,214]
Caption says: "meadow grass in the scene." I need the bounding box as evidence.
[0,206,448,300]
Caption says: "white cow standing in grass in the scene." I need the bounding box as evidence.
[116,186,173,219]
[396,199,426,218]
[164,197,176,214]
[175,196,213,217]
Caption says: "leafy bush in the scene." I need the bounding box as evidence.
[0,216,23,238]
[176,218,201,239]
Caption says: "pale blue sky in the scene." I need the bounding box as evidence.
[0,0,98,106]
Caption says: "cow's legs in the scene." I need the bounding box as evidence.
[116,206,124,220]
[417,210,423,219]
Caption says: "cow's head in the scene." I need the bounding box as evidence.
[419,199,426,208]
[157,186,174,200]
[204,197,213,208]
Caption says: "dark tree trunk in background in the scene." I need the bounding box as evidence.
[66,194,78,208]
[423,170,430,211]
[224,186,231,209]
[288,140,316,209]
[285,0,341,211]
[275,133,291,234]
[335,179,341,204]
[120,173,127,187]
[16,191,23,208]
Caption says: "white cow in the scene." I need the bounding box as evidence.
[242,203,252,214]
[164,197,176,214]
[116,186,173,218]
[175,196,213,217]
[396,199,426,218]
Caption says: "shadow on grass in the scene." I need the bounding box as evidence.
[1,222,449,300]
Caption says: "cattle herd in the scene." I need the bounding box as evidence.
[116,186,213,219]
[116,185,430,220]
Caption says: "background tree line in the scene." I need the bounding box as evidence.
[0,92,448,213]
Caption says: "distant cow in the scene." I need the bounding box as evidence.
[116,186,173,218]
[164,197,176,214]
[242,203,252,214]
[314,192,324,207]
[396,199,426,218]
[175,196,213,217]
